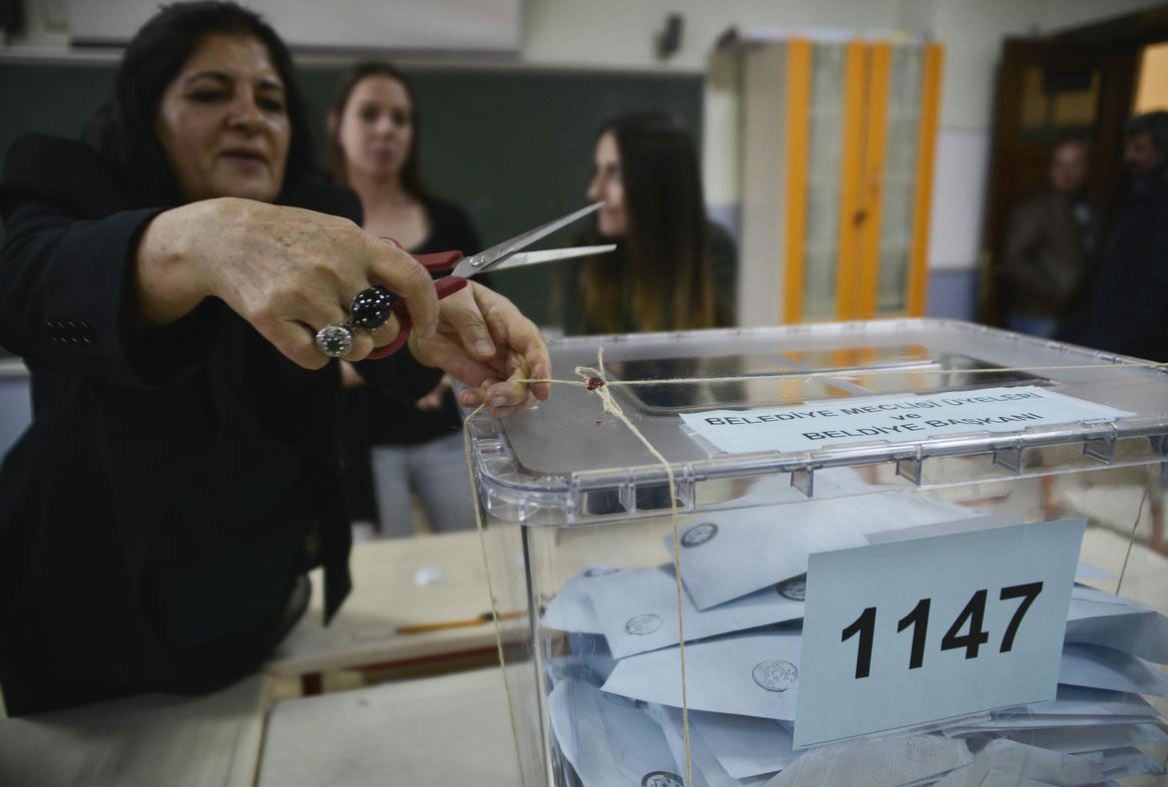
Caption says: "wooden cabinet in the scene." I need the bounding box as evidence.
[721,35,943,325]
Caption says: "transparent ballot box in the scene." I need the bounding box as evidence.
[468,320,1168,786]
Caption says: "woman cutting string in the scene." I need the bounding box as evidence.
[0,0,548,715]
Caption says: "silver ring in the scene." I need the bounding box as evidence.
[315,322,355,358]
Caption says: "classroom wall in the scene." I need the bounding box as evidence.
[522,0,1161,318]
[4,0,1162,322]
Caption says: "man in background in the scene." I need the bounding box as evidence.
[1001,137,1096,339]
[1070,111,1168,362]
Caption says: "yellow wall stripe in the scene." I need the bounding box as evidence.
[907,43,943,317]
[836,39,868,321]
[783,40,811,324]
[858,42,890,319]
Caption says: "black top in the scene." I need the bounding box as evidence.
[0,134,439,715]
[366,198,482,446]
[1066,165,1168,362]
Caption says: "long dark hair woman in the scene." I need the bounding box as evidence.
[326,61,483,539]
[563,110,737,335]
[0,1,547,715]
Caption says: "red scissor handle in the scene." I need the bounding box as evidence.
[364,246,468,360]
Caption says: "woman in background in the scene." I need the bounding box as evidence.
[328,62,481,538]
[563,110,737,335]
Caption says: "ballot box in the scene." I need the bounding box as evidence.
[468,320,1168,786]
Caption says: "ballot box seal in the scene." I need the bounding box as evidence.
[776,575,807,601]
[642,771,684,787]
[753,659,799,692]
[681,522,718,547]
[625,613,663,635]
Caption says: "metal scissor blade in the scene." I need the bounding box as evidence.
[481,245,616,274]
[451,202,603,278]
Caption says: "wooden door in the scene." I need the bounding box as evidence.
[979,39,1140,325]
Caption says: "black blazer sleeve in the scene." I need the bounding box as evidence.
[0,135,219,386]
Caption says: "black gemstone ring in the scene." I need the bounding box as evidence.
[315,322,355,358]
[349,286,395,330]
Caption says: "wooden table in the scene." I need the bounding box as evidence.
[265,530,503,692]
[257,667,524,786]
[0,674,268,787]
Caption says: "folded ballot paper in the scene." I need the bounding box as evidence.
[1065,586,1168,664]
[586,563,804,659]
[663,492,972,611]
[603,629,803,721]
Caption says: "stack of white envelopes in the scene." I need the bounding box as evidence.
[540,489,1168,787]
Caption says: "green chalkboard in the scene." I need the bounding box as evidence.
[1,59,703,326]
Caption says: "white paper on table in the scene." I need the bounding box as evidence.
[663,493,972,610]
[999,721,1168,753]
[1058,642,1168,696]
[1064,595,1168,665]
[603,630,803,720]
[931,739,1104,787]
[588,564,804,659]
[687,710,797,779]
[541,566,610,633]
[760,734,973,787]
[548,678,684,786]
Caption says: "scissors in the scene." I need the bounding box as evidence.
[315,202,612,360]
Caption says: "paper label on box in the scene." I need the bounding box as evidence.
[679,386,1130,455]
[793,518,1085,749]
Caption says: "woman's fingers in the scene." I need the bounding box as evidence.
[365,241,441,341]
[407,283,550,412]
[478,286,551,401]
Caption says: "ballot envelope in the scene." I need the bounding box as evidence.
[465,321,1168,787]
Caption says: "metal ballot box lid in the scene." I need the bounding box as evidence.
[466,320,1168,526]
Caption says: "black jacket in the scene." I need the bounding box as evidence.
[1068,165,1168,362]
[0,135,438,714]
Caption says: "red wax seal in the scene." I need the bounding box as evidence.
[586,377,605,391]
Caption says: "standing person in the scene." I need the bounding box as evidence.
[0,1,548,716]
[1070,111,1168,362]
[1001,138,1097,339]
[327,62,482,538]
[561,110,737,336]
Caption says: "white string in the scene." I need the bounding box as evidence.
[519,358,1168,389]
[463,404,528,787]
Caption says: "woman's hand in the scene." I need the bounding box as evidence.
[133,197,440,369]
[408,282,551,418]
